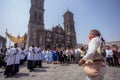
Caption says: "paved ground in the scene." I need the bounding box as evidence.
[0,63,120,80]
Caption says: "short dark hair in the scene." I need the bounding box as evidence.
[14,43,18,48]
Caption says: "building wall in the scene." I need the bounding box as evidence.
[0,35,6,49]
[106,41,120,48]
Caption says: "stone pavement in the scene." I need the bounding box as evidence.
[0,63,120,80]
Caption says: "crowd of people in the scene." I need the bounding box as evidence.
[0,30,120,79]
[0,43,85,78]
[0,44,119,78]
[105,44,120,67]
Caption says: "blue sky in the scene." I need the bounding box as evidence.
[0,0,120,46]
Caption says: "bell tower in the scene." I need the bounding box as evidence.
[63,10,77,48]
[30,0,44,27]
[27,0,45,47]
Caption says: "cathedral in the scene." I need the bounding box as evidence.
[27,0,77,49]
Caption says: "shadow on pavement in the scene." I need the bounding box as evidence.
[60,64,70,66]
[33,69,47,72]
[41,66,49,69]
[14,73,30,78]
[0,71,4,74]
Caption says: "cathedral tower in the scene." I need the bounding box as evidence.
[27,0,45,47]
[63,10,77,48]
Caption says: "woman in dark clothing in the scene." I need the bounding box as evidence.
[112,45,119,67]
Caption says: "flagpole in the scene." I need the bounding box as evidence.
[13,32,20,74]
[5,29,7,48]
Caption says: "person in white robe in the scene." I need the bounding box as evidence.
[4,47,14,77]
[34,47,38,68]
[38,47,42,67]
[24,49,29,61]
[12,44,21,75]
[74,48,80,63]
[41,49,46,63]
[64,49,70,63]
[45,49,53,63]
[4,43,21,77]
[27,45,35,72]
[34,46,42,68]
[20,47,26,65]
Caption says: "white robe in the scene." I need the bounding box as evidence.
[34,47,39,60]
[20,49,26,60]
[41,50,46,60]
[45,50,53,62]
[6,49,13,66]
[13,47,21,64]
[27,46,34,60]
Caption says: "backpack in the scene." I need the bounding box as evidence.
[96,46,106,57]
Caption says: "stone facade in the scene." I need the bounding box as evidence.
[0,35,6,49]
[27,0,77,49]
[106,41,120,48]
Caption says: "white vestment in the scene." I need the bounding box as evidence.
[27,46,34,60]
